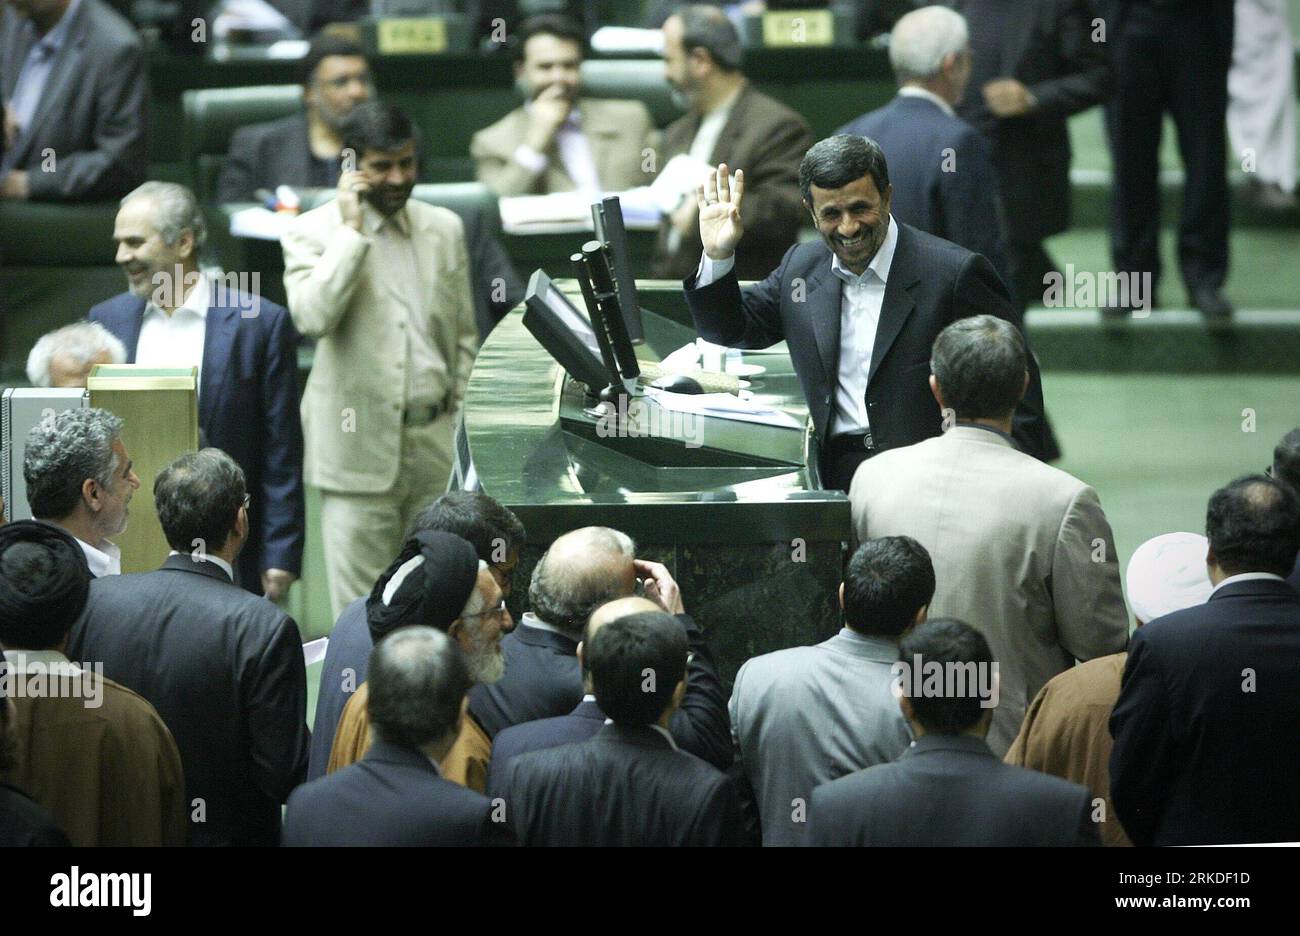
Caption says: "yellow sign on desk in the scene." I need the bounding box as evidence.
[376,17,448,55]
[761,10,835,47]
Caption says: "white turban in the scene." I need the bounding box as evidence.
[1125,532,1214,624]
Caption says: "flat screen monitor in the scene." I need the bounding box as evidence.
[592,195,645,344]
[523,269,633,396]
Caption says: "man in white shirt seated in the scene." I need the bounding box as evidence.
[21,408,139,577]
[471,13,656,197]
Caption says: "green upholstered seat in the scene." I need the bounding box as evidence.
[182,85,304,202]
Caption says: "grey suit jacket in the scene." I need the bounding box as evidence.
[0,0,148,200]
[729,628,911,846]
[849,425,1128,754]
[808,733,1099,846]
[470,97,657,197]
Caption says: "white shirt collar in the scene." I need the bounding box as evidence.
[167,549,235,583]
[898,85,957,118]
[144,270,209,321]
[78,537,121,577]
[1209,571,1287,596]
[2,648,82,675]
[581,693,597,703]
[831,214,897,287]
[363,200,411,237]
[519,611,579,639]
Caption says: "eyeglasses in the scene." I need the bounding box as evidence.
[462,600,509,622]
[242,494,252,513]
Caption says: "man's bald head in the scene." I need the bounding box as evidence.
[529,526,637,638]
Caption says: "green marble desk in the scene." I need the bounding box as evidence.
[457,284,851,683]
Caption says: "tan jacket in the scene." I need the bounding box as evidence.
[327,682,492,793]
[1005,652,1133,847]
[471,97,657,197]
[282,198,479,494]
[0,655,186,846]
[849,425,1129,755]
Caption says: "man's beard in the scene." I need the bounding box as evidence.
[464,626,505,685]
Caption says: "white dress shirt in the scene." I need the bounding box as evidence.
[696,215,899,436]
[78,537,121,577]
[513,104,601,195]
[666,86,743,254]
[1209,571,1288,596]
[135,270,209,392]
[897,85,957,118]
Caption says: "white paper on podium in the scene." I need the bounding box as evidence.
[644,387,803,430]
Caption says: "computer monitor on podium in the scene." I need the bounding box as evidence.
[591,196,645,344]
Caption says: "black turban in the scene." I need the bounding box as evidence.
[0,520,91,649]
[366,530,481,644]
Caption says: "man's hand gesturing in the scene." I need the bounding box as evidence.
[698,163,745,261]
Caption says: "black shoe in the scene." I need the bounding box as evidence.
[1192,287,1233,322]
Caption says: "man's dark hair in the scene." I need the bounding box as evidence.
[341,102,416,160]
[799,134,890,206]
[300,33,368,87]
[898,618,991,735]
[368,627,471,749]
[1273,427,1300,495]
[23,408,123,521]
[153,448,246,555]
[1205,475,1300,577]
[0,525,90,651]
[843,536,935,636]
[513,13,586,62]
[930,315,1027,421]
[588,611,687,726]
[676,4,744,71]
[406,491,527,563]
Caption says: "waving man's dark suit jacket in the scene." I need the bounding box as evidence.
[497,722,743,847]
[89,285,306,591]
[684,221,1050,460]
[838,94,1009,281]
[0,0,148,200]
[66,555,310,846]
[469,613,733,769]
[808,733,1099,846]
[284,740,515,847]
[952,0,1111,244]
[1109,577,1300,846]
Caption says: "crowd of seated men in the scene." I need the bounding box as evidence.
[2,2,1298,847]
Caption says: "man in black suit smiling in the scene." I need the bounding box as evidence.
[683,135,1050,492]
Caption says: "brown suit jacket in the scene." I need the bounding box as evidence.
[327,682,492,793]
[471,97,657,197]
[653,82,811,281]
[0,657,186,846]
[1005,652,1132,847]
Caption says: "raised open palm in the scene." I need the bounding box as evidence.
[697,164,745,260]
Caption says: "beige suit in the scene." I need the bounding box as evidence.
[849,425,1129,755]
[282,198,479,615]
[470,97,657,197]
